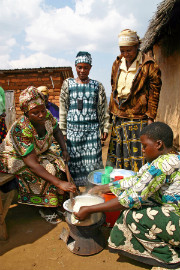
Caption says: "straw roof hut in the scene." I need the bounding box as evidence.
[141,0,180,149]
[142,0,180,53]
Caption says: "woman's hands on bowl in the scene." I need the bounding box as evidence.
[74,206,90,221]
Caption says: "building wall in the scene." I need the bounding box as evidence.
[0,67,73,119]
[153,44,180,150]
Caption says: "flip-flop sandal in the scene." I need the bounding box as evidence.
[39,209,62,225]
[55,207,66,218]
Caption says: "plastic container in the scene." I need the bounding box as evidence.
[93,172,102,184]
[110,169,135,182]
[114,176,124,182]
[105,166,113,175]
[101,174,110,184]
[101,192,121,227]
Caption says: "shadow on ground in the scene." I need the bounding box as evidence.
[0,202,57,256]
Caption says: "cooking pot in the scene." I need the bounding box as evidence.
[63,194,104,226]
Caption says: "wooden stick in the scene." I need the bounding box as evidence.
[65,163,75,205]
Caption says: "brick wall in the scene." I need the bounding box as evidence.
[0,67,73,119]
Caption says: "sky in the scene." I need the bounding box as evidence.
[0,0,163,97]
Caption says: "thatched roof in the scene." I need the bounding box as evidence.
[141,0,180,52]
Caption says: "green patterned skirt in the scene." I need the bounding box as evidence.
[15,151,66,207]
[108,206,180,268]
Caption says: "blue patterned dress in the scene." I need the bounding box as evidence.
[66,78,103,186]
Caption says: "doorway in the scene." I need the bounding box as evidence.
[5,90,16,130]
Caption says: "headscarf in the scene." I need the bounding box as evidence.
[37,86,49,96]
[75,51,92,66]
[118,29,141,46]
[19,86,45,113]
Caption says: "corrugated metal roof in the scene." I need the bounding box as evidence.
[0,66,72,73]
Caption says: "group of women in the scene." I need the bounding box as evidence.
[1,29,180,269]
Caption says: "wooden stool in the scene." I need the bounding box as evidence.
[0,172,15,240]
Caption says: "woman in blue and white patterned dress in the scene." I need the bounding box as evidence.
[59,51,110,187]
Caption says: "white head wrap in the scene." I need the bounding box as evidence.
[118,29,140,46]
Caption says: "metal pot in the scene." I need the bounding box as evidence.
[63,194,104,226]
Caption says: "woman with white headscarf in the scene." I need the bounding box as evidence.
[108,29,162,172]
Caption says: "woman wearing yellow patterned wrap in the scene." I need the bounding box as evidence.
[108,29,162,172]
[0,86,76,224]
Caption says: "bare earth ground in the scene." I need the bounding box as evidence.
[0,139,151,270]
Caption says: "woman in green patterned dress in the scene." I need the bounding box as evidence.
[74,122,180,269]
[59,51,110,187]
[0,86,77,224]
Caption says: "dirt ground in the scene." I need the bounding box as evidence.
[0,140,151,270]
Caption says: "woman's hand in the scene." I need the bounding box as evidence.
[88,185,102,195]
[101,132,108,141]
[88,184,110,195]
[62,150,70,162]
[22,150,77,193]
[57,181,77,193]
[74,206,90,221]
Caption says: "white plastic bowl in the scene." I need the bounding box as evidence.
[63,194,104,226]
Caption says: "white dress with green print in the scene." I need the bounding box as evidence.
[108,154,180,268]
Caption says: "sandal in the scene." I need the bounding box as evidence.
[55,207,66,218]
[39,208,62,225]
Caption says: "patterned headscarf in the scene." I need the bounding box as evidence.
[118,29,141,46]
[19,86,45,113]
[75,51,92,66]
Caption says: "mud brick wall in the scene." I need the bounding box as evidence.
[0,67,73,119]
